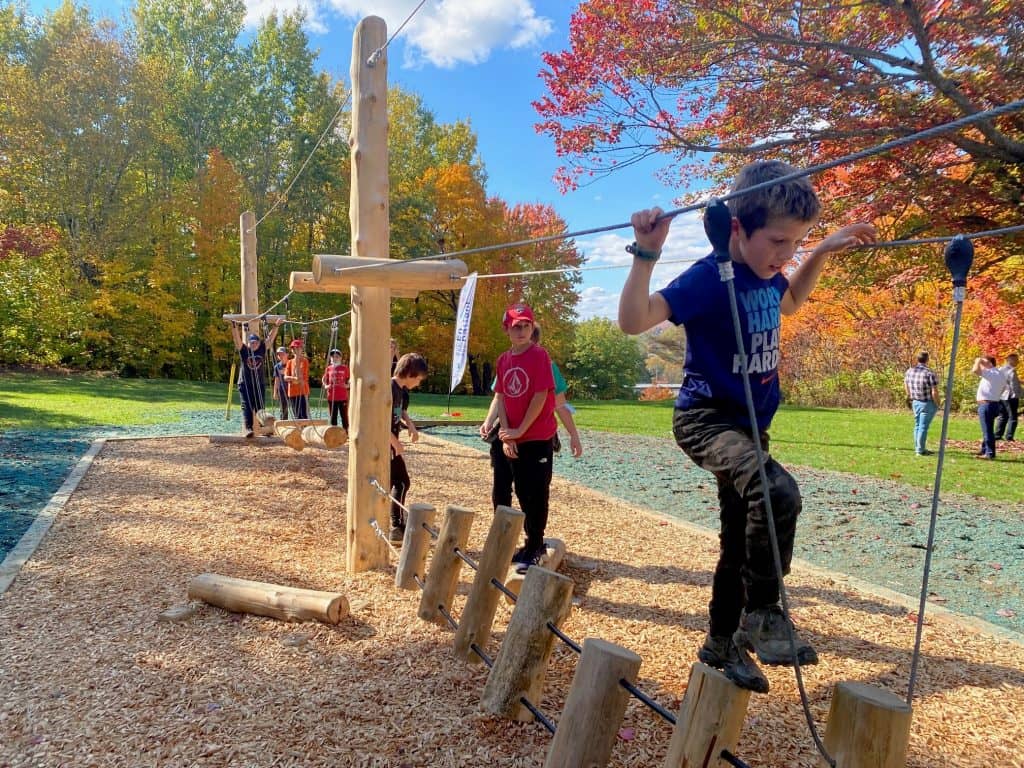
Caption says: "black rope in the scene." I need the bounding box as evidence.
[488,577,516,601]
[619,679,676,725]
[720,750,752,768]
[519,697,557,735]
[453,547,479,571]
[470,643,494,668]
[437,604,459,632]
[546,621,582,654]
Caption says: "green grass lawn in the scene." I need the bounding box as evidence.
[0,371,227,429]
[1,372,1019,501]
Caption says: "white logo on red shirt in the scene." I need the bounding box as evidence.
[503,366,529,398]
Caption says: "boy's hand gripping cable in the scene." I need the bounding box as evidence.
[703,199,835,766]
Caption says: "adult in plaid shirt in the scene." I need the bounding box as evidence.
[904,351,939,456]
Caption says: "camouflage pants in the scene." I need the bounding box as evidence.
[672,407,802,637]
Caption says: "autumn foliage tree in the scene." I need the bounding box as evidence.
[537,2,1024,261]
[538,0,1023,403]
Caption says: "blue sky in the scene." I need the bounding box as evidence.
[29,0,713,319]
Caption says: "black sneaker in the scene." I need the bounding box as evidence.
[734,604,818,666]
[388,526,405,547]
[513,544,545,575]
[244,430,254,438]
[697,634,769,693]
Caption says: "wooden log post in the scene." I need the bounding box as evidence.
[346,16,391,573]
[453,505,525,663]
[480,566,573,722]
[301,424,347,450]
[290,271,421,300]
[396,502,437,590]
[239,211,259,338]
[544,638,642,768]
[311,255,467,292]
[663,663,751,768]
[188,573,349,624]
[821,683,912,768]
[418,505,474,623]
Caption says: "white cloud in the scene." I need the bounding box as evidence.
[576,285,619,321]
[244,0,329,33]
[574,212,712,320]
[245,0,554,68]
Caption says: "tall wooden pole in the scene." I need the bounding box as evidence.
[347,17,390,572]
[240,211,258,337]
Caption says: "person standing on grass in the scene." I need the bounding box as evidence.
[483,303,558,575]
[231,319,282,438]
[322,349,350,430]
[389,353,428,545]
[272,346,290,421]
[618,160,876,694]
[904,350,940,456]
[284,339,310,420]
[995,352,1020,442]
[973,355,1008,460]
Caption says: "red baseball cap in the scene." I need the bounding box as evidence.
[502,303,535,329]
[289,338,304,348]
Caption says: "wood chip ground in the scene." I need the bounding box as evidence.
[0,436,1020,767]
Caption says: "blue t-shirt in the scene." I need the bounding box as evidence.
[658,254,788,431]
[273,361,287,391]
[237,342,267,394]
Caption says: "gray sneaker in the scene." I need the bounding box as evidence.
[697,634,769,693]
[388,526,405,547]
[733,604,818,666]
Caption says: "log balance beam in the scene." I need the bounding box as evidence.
[188,573,349,625]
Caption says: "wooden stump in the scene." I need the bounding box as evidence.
[480,566,573,722]
[544,638,642,768]
[396,503,437,590]
[418,505,475,623]
[504,538,565,604]
[821,682,912,768]
[453,506,525,663]
[663,663,751,767]
[302,424,347,449]
[188,573,349,625]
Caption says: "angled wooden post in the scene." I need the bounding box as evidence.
[480,566,573,722]
[544,638,642,768]
[418,505,475,623]
[396,503,437,590]
[663,663,751,767]
[346,16,391,572]
[453,505,524,662]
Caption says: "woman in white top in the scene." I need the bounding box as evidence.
[972,356,1009,459]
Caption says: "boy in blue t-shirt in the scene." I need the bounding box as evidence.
[618,161,876,693]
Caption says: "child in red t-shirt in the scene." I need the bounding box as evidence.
[321,349,350,429]
[481,303,558,573]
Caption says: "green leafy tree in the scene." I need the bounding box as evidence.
[567,317,645,400]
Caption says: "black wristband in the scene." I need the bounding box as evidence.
[626,241,661,262]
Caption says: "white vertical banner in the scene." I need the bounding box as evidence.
[449,272,478,393]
